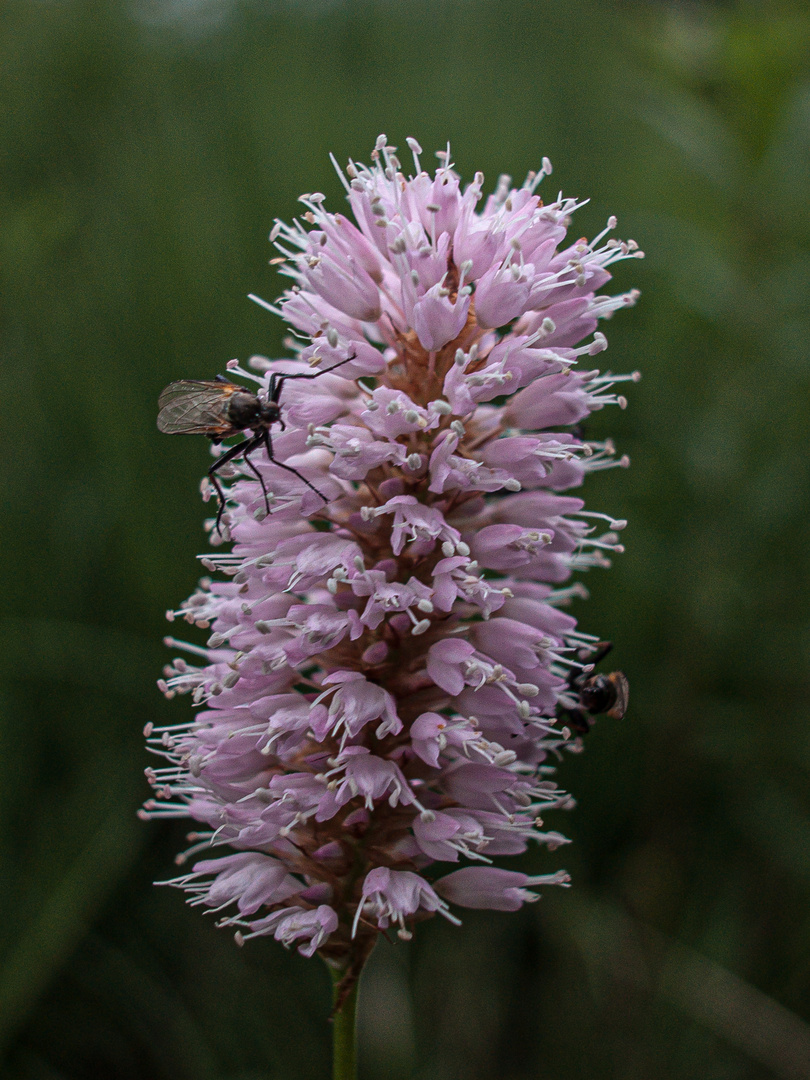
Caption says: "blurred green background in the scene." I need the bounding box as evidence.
[2,0,810,1076]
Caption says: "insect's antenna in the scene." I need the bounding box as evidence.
[585,641,613,666]
[282,350,358,381]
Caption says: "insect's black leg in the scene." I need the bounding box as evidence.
[208,437,255,535]
[206,470,228,536]
[241,436,272,515]
[270,374,284,406]
[563,708,593,735]
[270,351,357,404]
[261,428,329,503]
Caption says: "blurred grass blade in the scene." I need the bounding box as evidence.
[634,83,745,191]
[0,809,142,1058]
[560,896,810,1080]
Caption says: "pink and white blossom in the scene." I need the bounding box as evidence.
[145,136,640,982]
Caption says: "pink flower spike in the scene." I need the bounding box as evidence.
[149,136,640,971]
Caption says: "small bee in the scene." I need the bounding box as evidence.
[558,641,629,735]
[157,354,355,532]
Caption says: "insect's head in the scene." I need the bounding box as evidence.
[258,399,281,426]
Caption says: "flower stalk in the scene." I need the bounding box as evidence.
[330,964,359,1080]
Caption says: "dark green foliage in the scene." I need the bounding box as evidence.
[1,0,809,1076]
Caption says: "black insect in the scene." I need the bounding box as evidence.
[557,641,629,735]
[158,354,355,532]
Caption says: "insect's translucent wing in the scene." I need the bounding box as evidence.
[157,380,239,435]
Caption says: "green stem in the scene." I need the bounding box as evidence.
[330,967,359,1080]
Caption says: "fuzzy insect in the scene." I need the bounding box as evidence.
[557,641,629,735]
